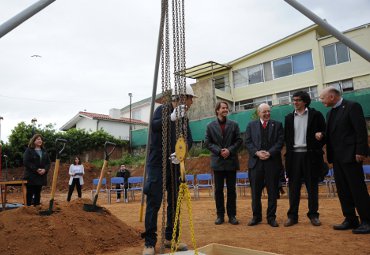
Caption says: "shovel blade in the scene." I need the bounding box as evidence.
[83,203,103,212]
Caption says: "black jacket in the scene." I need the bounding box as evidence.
[284,107,326,178]
[205,118,243,171]
[147,103,193,168]
[23,148,51,186]
[325,99,368,163]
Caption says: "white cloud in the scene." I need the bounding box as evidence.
[0,0,369,142]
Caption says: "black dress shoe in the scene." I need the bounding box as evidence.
[215,217,224,225]
[284,218,298,227]
[228,216,239,225]
[333,219,359,230]
[268,219,279,227]
[310,217,321,226]
[352,223,370,234]
[247,217,261,226]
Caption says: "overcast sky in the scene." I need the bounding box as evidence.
[0,0,369,143]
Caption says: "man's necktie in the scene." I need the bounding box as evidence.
[263,121,267,129]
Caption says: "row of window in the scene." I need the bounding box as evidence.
[234,80,354,111]
[214,42,350,90]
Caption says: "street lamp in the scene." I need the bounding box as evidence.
[128,93,133,153]
[31,117,37,136]
[0,116,3,142]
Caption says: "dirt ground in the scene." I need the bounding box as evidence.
[1,187,370,255]
[2,151,370,255]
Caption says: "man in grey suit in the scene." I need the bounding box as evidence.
[205,101,243,225]
[245,103,284,227]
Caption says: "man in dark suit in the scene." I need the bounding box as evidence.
[205,101,243,225]
[284,91,326,227]
[319,86,370,234]
[245,103,284,227]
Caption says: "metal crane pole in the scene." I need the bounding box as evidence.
[0,0,56,38]
[284,0,370,63]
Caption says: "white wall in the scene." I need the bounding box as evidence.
[76,118,130,140]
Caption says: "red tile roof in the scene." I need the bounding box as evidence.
[79,111,147,125]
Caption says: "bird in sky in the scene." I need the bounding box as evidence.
[31,55,42,57]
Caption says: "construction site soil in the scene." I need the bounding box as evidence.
[1,153,370,255]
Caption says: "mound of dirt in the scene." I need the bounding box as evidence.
[0,199,141,255]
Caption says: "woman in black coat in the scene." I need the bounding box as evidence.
[23,134,51,206]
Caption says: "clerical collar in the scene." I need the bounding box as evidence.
[333,98,343,109]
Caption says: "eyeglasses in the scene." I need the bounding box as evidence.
[292,99,303,102]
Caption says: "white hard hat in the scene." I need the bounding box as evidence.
[172,85,197,99]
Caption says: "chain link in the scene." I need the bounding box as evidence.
[160,0,197,253]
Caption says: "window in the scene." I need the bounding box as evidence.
[233,64,264,88]
[248,64,264,84]
[292,51,314,74]
[233,68,248,88]
[214,75,229,91]
[236,99,253,110]
[273,57,292,78]
[253,95,272,107]
[323,42,350,66]
[277,86,318,105]
[327,79,353,92]
[273,50,314,79]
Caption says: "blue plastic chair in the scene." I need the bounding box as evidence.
[108,177,124,204]
[91,178,108,202]
[236,171,250,196]
[195,173,214,198]
[127,176,144,201]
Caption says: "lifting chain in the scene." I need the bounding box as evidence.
[159,0,171,252]
[159,0,197,253]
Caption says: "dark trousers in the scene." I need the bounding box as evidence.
[67,178,82,201]
[287,152,319,220]
[116,183,128,199]
[26,184,42,206]
[333,159,370,223]
[249,160,280,221]
[142,165,180,247]
[214,170,237,218]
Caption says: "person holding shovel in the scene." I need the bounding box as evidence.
[23,134,51,206]
[67,156,85,201]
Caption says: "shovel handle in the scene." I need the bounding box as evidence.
[50,159,60,200]
[94,160,109,202]
[104,141,116,161]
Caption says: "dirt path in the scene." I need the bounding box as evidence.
[1,188,370,255]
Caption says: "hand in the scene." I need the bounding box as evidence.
[315,132,323,141]
[355,154,366,163]
[256,150,270,160]
[37,169,46,175]
[220,148,230,159]
[169,152,180,164]
[170,105,187,121]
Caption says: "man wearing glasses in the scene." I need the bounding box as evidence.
[284,91,326,227]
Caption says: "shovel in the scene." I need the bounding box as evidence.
[40,138,67,216]
[83,141,116,212]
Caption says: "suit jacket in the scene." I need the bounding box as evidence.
[326,99,368,164]
[23,147,51,186]
[205,118,243,171]
[284,107,326,178]
[245,119,284,169]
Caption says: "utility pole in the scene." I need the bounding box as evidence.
[128,93,133,154]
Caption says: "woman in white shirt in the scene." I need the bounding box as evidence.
[67,156,84,201]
